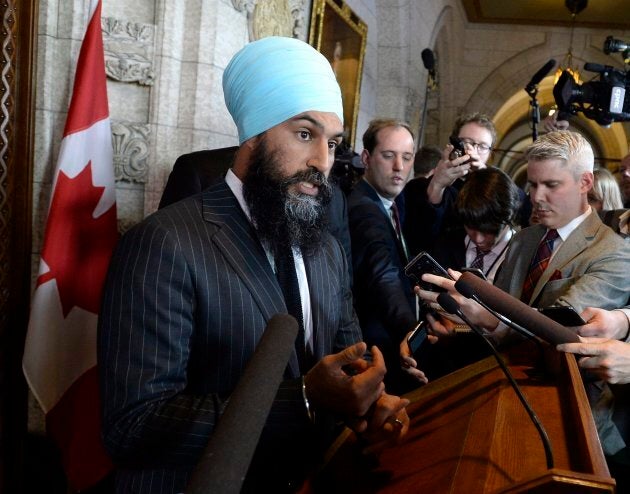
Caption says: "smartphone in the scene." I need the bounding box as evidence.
[539,305,586,326]
[449,136,475,165]
[404,251,452,292]
[407,321,428,355]
[449,135,465,160]
[460,267,488,281]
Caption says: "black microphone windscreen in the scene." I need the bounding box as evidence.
[186,314,299,494]
[437,292,461,316]
[454,278,475,299]
[584,62,606,73]
[527,59,556,88]
[421,48,435,70]
[455,272,579,345]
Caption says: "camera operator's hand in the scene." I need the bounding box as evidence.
[543,113,570,133]
[426,145,473,205]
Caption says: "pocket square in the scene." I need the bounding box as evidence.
[549,269,562,281]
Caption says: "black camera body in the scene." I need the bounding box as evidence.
[553,36,630,126]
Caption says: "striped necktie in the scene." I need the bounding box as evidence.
[470,246,490,271]
[521,229,559,304]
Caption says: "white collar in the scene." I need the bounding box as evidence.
[556,206,592,241]
[225,168,251,222]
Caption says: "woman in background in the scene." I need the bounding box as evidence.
[589,167,624,211]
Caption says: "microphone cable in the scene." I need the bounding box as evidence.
[454,277,546,358]
[437,292,555,470]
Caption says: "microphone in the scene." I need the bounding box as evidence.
[584,62,610,74]
[525,59,556,93]
[455,272,579,345]
[436,292,555,469]
[421,48,436,81]
[455,277,541,343]
[186,314,299,494]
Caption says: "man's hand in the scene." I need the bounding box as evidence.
[346,393,411,453]
[543,113,570,133]
[577,307,630,340]
[426,146,473,204]
[415,269,499,331]
[304,342,385,418]
[557,337,630,384]
[399,330,430,383]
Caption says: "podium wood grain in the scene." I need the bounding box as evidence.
[309,346,615,493]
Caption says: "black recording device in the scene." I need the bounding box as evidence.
[538,305,586,327]
[407,321,428,355]
[448,135,465,160]
[404,251,452,292]
[553,36,630,126]
[448,135,475,164]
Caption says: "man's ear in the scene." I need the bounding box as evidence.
[233,136,260,179]
[580,171,594,192]
[242,135,259,152]
[361,149,370,170]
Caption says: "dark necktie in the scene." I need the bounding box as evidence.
[390,202,402,239]
[521,229,559,303]
[274,249,307,374]
[470,246,490,271]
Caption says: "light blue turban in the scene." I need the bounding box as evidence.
[223,36,344,144]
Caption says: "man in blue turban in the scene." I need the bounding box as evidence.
[99,36,409,494]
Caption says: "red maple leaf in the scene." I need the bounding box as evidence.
[37,163,118,317]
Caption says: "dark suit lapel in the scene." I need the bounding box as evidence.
[303,249,326,363]
[453,230,467,269]
[201,181,301,376]
[201,182,286,321]
[357,180,408,263]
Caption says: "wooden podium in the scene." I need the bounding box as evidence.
[309,345,616,493]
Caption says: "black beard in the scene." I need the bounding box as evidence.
[242,138,332,256]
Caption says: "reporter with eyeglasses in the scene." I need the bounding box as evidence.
[426,113,495,207]
[405,114,499,255]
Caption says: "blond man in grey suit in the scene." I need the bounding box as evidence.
[416,130,630,486]
[99,37,409,494]
[418,130,630,330]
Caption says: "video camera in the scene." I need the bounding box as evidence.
[553,36,630,126]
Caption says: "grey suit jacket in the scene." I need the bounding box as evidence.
[495,211,630,311]
[98,180,361,493]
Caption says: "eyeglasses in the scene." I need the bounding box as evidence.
[460,137,492,154]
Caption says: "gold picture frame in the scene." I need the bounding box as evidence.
[309,0,367,147]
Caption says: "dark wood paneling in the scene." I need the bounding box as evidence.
[0,0,38,492]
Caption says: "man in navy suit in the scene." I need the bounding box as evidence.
[348,118,424,393]
[98,37,409,494]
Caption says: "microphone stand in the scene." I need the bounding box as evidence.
[437,293,555,470]
[526,84,540,142]
[417,74,433,150]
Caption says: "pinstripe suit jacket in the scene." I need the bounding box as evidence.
[98,180,361,493]
[494,211,630,311]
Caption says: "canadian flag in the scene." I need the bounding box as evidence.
[23,0,116,490]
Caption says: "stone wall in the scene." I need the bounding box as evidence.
[33,0,630,269]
